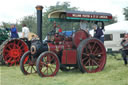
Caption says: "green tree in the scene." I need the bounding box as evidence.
[42,2,79,38]
[1,22,11,28]
[19,15,37,32]
[123,7,128,20]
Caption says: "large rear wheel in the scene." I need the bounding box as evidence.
[77,38,106,73]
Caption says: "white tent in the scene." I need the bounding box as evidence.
[105,21,128,31]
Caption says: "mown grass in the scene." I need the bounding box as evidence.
[0,54,128,85]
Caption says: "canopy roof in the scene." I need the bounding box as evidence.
[48,10,112,22]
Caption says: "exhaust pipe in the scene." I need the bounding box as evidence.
[36,5,43,42]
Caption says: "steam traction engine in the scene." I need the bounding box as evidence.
[20,6,112,77]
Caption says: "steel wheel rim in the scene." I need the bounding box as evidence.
[22,52,37,74]
[81,39,106,73]
[3,39,28,66]
[38,53,59,77]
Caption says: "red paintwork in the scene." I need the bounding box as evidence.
[54,34,64,44]
[67,13,112,19]
[47,43,64,53]
[3,39,28,66]
[58,28,62,32]
[62,49,77,64]
[64,41,73,49]
[48,30,89,65]
[73,30,89,47]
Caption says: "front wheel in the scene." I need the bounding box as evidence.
[36,51,60,77]
[20,51,37,75]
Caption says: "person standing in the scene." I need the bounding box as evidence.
[22,24,30,38]
[92,24,104,43]
[80,20,88,32]
[98,22,105,43]
[120,33,128,65]
[10,24,19,38]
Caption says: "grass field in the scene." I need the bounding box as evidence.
[0,54,128,85]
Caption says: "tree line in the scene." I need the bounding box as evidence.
[1,2,127,39]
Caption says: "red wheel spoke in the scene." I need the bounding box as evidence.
[91,60,94,70]
[85,47,89,54]
[31,66,33,73]
[32,66,36,72]
[21,46,25,49]
[43,68,47,73]
[4,55,10,60]
[84,58,90,66]
[49,56,54,63]
[92,60,100,67]
[88,59,91,71]
[9,63,14,66]
[82,57,88,62]
[93,46,99,54]
[39,64,44,71]
[17,41,20,46]
[28,57,32,63]
[88,44,92,53]
[47,55,51,62]
[92,42,96,51]
[14,61,17,65]
[26,65,30,71]
[49,66,53,73]
[4,50,9,53]
[47,67,48,75]
[7,57,13,62]
[82,53,89,56]
[7,45,12,50]
[95,56,101,61]
[40,61,46,66]
[13,41,16,49]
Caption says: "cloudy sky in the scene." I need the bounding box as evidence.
[0,0,128,23]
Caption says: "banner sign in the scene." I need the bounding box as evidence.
[67,13,112,19]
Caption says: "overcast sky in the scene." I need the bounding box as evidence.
[0,0,128,23]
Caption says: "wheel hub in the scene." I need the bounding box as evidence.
[10,49,20,58]
[90,54,95,59]
[48,63,51,67]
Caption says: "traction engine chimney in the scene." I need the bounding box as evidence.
[36,5,43,42]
